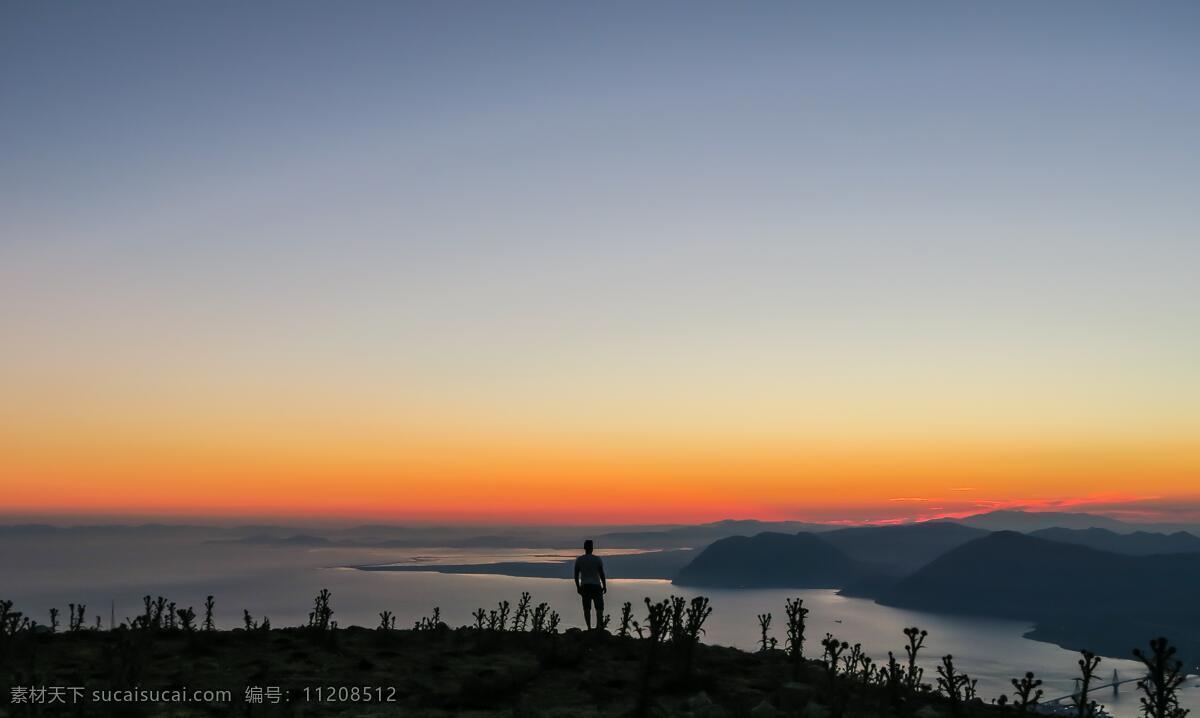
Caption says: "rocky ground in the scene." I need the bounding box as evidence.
[0,626,1008,718]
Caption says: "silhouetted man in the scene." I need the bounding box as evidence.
[574,539,606,629]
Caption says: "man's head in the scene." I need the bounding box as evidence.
[584,539,594,554]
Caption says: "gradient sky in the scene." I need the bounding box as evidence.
[2,1,1198,523]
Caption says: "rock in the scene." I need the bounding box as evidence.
[750,699,780,718]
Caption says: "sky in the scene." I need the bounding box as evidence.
[2,1,1198,524]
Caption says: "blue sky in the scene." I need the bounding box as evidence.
[2,1,1198,520]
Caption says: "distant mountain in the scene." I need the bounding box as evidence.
[596,519,835,549]
[822,521,988,573]
[957,510,1133,533]
[233,533,334,546]
[672,532,872,588]
[877,531,1200,661]
[1029,527,1200,555]
[956,510,1199,535]
[357,549,696,580]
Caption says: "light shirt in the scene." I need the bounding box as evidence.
[575,553,604,585]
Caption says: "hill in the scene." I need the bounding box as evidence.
[821,521,987,573]
[1029,527,1200,555]
[595,519,835,549]
[877,531,1200,660]
[956,510,1200,535]
[672,532,872,588]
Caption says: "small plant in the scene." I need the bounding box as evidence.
[903,626,928,690]
[635,597,673,718]
[414,607,442,631]
[68,603,87,632]
[668,595,686,642]
[784,597,809,679]
[678,596,713,679]
[531,602,549,633]
[241,609,269,631]
[757,612,774,652]
[547,610,560,633]
[472,608,487,630]
[1072,650,1102,718]
[153,596,168,628]
[597,611,611,632]
[308,589,334,630]
[496,600,510,632]
[843,642,874,681]
[49,607,59,633]
[880,651,906,714]
[203,595,216,631]
[378,611,395,630]
[176,607,196,632]
[821,633,849,682]
[512,592,531,631]
[1133,637,1189,718]
[1012,671,1044,711]
[937,654,976,716]
[1,600,28,638]
[619,601,633,638]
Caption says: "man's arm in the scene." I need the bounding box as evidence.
[599,561,607,593]
[573,557,582,591]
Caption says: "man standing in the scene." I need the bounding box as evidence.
[574,539,607,629]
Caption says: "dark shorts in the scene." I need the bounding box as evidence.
[580,584,604,614]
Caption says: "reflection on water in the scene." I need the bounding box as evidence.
[2,536,1194,718]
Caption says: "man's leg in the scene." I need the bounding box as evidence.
[594,591,604,630]
[581,589,593,629]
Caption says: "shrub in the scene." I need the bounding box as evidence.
[936,654,977,716]
[68,603,87,632]
[531,603,550,633]
[757,612,775,653]
[1133,637,1189,718]
[378,611,395,630]
[176,607,196,632]
[635,597,673,718]
[496,601,510,632]
[821,633,850,683]
[1012,671,1044,711]
[308,589,334,630]
[784,597,809,679]
[414,607,442,631]
[619,601,633,638]
[512,592,532,631]
[903,627,928,690]
[1072,650,1102,718]
[203,596,216,631]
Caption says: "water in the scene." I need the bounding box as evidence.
[3,534,1195,717]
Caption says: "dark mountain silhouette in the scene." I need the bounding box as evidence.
[956,510,1200,534]
[957,510,1133,532]
[596,519,834,549]
[877,531,1200,660]
[672,532,872,588]
[1030,527,1200,555]
[821,521,988,573]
